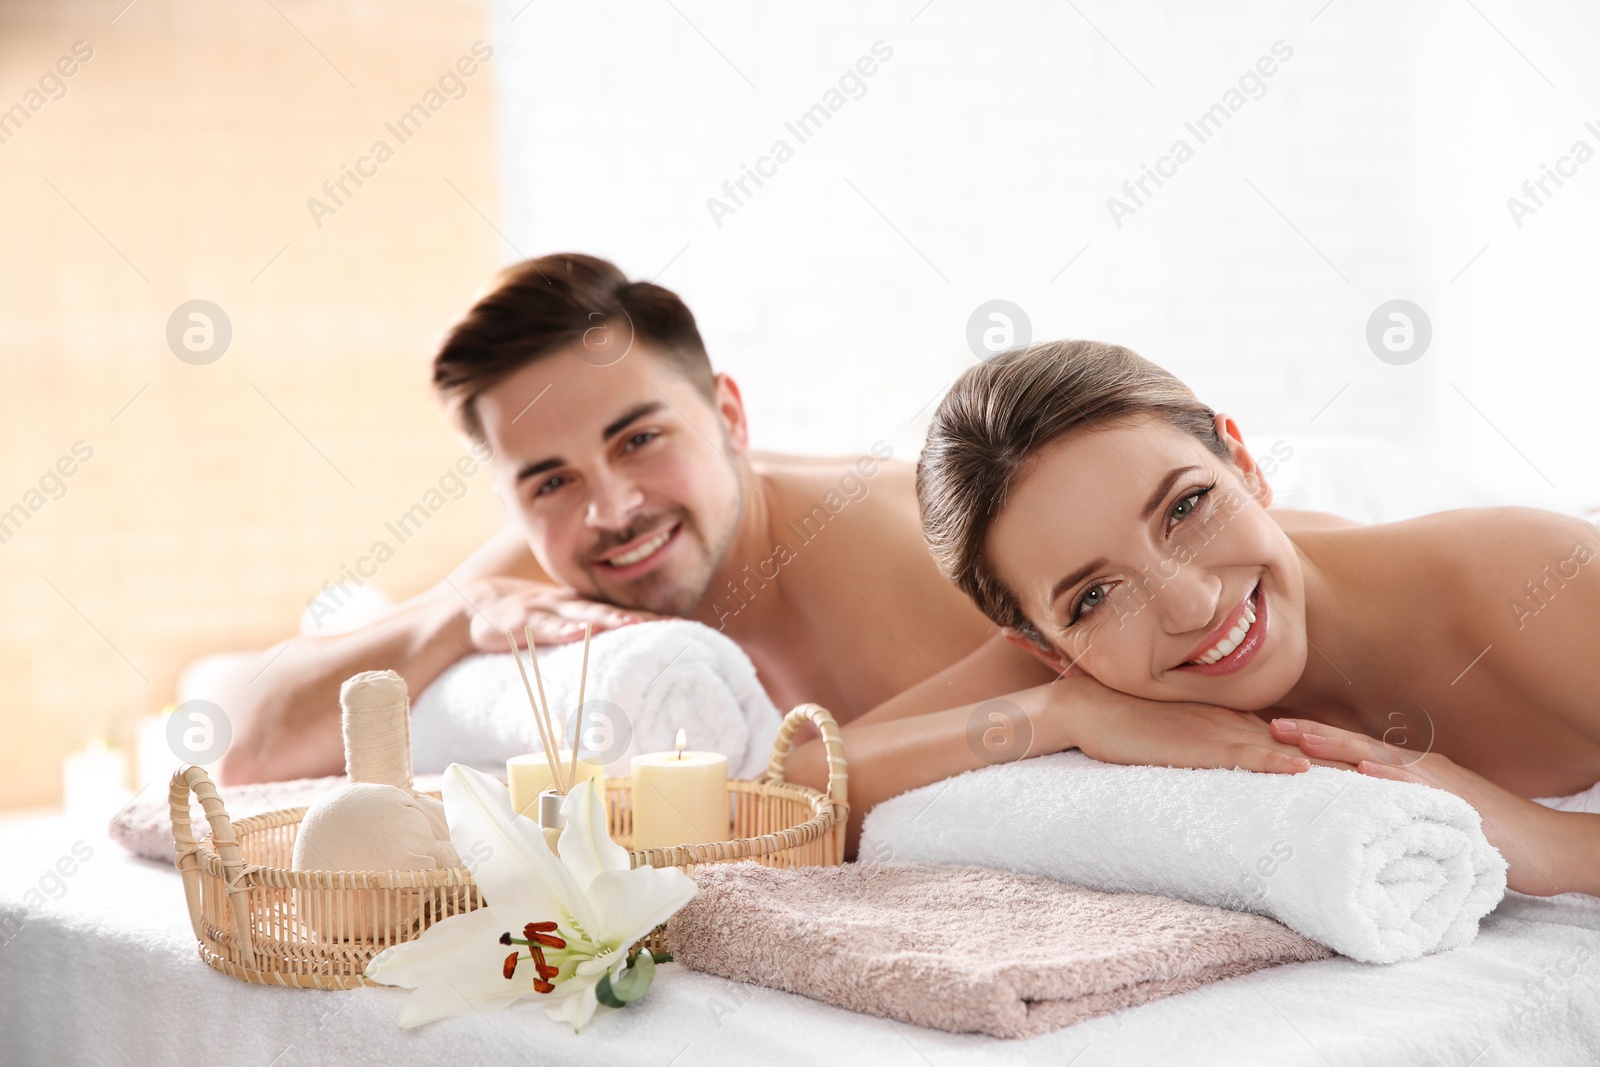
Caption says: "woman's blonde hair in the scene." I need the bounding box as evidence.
[917,339,1230,644]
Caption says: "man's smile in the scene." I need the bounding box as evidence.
[592,521,683,578]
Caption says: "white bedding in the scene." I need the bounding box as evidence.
[10,440,1593,1063]
[3,812,1599,1066]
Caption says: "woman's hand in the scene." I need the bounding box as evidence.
[1269,717,1594,897]
[1066,686,1359,775]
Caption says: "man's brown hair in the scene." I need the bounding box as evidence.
[917,339,1231,644]
[432,253,715,443]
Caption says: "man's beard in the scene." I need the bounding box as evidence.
[585,480,743,618]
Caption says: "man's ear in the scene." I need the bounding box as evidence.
[1213,412,1273,509]
[713,373,750,454]
[1001,627,1076,676]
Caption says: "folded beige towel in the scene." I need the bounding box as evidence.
[666,861,1332,1038]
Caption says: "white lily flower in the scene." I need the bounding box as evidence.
[364,763,697,1032]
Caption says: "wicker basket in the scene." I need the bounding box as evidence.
[170,703,848,988]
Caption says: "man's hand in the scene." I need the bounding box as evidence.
[1064,685,1359,775]
[1270,717,1596,897]
[456,575,663,651]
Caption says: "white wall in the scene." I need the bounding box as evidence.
[488,0,1599,515]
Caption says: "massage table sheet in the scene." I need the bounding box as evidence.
[3,814,1599,1066]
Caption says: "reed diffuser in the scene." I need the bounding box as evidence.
[503,623,595,852]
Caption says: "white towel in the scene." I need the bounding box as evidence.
[859,751,1509,965]
[409,620,781,780]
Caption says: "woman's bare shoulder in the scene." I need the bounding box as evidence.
[1303,506,1598,587]
[1378,505,1594,547]
[1267,507,1363,532]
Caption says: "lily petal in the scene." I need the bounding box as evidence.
[584,866,697,948]
[556,779,632,889]
[573,947,624,978]
[396,957,526,1030]
[440,764,600,933]
[544,976,602,1032]
[363,907,530,1029]
[364,905,500,989]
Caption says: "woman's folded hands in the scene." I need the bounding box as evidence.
[1062,686,1600,897]
[1062,683,1359,775]
[1268,717,1600,897]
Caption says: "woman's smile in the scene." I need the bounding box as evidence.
[1172,579,1267,676]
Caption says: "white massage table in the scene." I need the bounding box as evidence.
[2,810,1599,1066]
[7,439,1596,1064]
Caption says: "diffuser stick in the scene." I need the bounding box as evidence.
[568,622,592,791]
[525,624,568,793]
[504,630,562,789]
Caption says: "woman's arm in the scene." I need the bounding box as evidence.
[1271,717,1600,896]
[786,651,1340,857]
[1272,508,1600,896]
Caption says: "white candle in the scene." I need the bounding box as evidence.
[62,737,131,821]
[506,753,606,820]
[630,729,729,850]
[136,707,181,792]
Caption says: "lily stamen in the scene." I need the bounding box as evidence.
[529,945,560,981]
[525,922,567,949]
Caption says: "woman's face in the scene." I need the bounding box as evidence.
[985,413,1308,710]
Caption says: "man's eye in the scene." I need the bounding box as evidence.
[533,475,566,497]
[624,431,659,451]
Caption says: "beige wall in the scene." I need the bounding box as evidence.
[0,0,503,809]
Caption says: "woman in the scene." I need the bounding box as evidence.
[898,339,1600,896]
[789,338,1598,884]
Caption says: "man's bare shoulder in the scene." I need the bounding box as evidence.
[751,449,916,526]
[444,523,547,585]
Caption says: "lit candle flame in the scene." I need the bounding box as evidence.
[675,728,687,760]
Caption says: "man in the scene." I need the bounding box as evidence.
[221,255,1356,857]
[218,253,1047,784]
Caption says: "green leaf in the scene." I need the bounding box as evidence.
[605,952,656,1005]
[595,972,626,1009]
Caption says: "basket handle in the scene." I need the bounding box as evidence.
[764,704,849,833]
[170,765,257,973]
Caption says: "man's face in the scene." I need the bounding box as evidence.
[477,343,746,616]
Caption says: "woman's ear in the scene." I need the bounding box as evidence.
[1001,627,1077,676]
[1213,412,1273,509]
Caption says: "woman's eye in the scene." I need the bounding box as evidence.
[1169,483,1215,529]
[1071,582,1112,624]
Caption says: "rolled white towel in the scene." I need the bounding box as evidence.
[410,620,782,780]
[859,750,1509,965]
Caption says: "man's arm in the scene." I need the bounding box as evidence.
[216,587,475,783]
[217,526,640,784]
